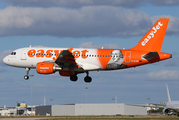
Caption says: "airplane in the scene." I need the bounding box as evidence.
[3,18,172,83]
[128,84,179,116]
[162,84,179,115]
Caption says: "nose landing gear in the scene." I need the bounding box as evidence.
[24,68,30,80]
[24,75,29,80]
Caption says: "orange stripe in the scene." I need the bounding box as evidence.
[97,49,113,69]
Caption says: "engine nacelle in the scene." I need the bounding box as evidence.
[36,62,62,74]
[163,108,173,115]
[163,108,169,113]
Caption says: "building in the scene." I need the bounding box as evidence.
[0,105,36,116]
[36,103,147,116]
[0,106,16,116]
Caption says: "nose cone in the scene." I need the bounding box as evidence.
[3,56,9,65]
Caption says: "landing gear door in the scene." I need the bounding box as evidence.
[21,49,27,60]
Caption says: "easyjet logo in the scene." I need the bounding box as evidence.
[27,47,89,61]
[141,22,163,46]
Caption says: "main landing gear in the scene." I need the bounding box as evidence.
[84,71,92,83]
[24,68,30,80]
[70,75,78,82]
[70,71,92,83]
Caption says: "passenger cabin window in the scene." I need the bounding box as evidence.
[11,52,16,55]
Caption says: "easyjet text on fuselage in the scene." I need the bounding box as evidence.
[27,48,89,61]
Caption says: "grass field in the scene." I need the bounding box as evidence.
[0,115,179,120]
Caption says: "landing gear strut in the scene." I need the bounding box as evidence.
[24,68,30,80]
[84,71,92,83]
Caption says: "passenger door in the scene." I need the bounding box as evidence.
[21,49,27,60]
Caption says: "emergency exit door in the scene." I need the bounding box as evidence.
[124,51,131,63]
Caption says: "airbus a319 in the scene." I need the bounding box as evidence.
[3,18,172,83]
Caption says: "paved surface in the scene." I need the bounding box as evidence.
[0,118,48,120]
[0,115,178,120]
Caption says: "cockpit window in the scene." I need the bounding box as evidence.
[11,52,16,55]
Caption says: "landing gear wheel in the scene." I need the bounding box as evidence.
[84,76,92,83]
[70,75,78,82]
[24,68,30,80]
[24,75,29,80]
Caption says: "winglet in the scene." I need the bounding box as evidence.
[166,83,171,102]
[131,18,169,52]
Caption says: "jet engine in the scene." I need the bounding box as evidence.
[36,62,62,74]
[163,108,174,115]
[163,108,169,114]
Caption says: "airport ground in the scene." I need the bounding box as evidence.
[0,115,179,120]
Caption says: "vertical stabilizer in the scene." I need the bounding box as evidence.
[166,84,171,102]
[131,18,169,52]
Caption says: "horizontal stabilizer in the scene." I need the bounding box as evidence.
[142,52,159,60]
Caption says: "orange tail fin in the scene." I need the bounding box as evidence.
[131,18,169,52]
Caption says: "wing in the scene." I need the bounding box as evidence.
[55,49,100,71]
[55,50,80,68]
[128,104,166,109]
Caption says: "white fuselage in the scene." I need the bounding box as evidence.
[165,101,179,113]
[3,47,105,71]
